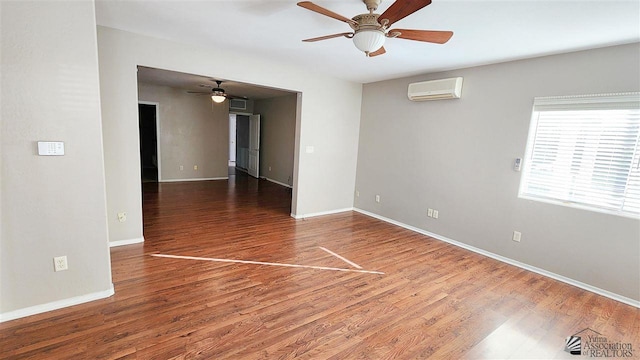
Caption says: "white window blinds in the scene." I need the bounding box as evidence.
[519,92,640,218]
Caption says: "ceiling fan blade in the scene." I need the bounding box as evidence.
[302,32,354,42]
[379,0,432,26]
[187,91,211,94]
[369,47,386,57]
[297,1,357,26]
[390,29,453,44]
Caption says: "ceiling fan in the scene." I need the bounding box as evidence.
[188,80,247,103]
[297,0,453,57]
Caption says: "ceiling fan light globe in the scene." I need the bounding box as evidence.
[352,29,385,53]
[211,95,226,103]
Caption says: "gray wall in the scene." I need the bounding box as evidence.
[1,1,113,317]
[355,43,640,302]
[138,83,229,181]
[254,94,298,186]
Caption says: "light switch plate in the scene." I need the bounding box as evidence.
[514,158,522,171]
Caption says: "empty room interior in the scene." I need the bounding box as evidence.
[1,0,639,359]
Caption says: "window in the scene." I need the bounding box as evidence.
[519,93,640,218]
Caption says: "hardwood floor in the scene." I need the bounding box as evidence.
[1,174,638,359]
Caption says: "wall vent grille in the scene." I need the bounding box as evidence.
[230,99,247,110]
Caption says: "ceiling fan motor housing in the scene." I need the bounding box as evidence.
[351,13,383,30]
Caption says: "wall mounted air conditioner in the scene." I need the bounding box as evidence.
[408,77,463,101]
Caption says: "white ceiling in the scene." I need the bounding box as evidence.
[96,0,640,85]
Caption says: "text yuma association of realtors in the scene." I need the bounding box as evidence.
[583,334,634,358]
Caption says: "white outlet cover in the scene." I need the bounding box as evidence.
[54,256,68,271]
[512,231,522,242]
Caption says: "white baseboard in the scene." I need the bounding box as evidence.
[109,237,144,247]
[0,285,115,323]
[291,207,354,220]
[159,177,228,183]
[353,208,640,309]
[260,177,292,188]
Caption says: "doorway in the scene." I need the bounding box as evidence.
[138,102,159,183]
[233,114,261,179]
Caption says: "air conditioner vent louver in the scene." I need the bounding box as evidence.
[408,77,463,101]
[230,99,247,110]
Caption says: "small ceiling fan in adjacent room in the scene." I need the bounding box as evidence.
[188,80,247,103]
[297,0,453,57]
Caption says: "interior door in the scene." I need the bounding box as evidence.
[248,114,260,178]
[229,115,236,164]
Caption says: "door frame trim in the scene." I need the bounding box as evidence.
[248,114,260,178]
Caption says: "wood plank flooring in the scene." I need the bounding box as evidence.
[1,173,639,359]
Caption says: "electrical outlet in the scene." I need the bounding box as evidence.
[432,210,439,219]
[512,231,522,242]
[117,212,127,222]
[375,195,380,203]
[180,165,184,171]
[194,165,198,170]
[269,166,272,171]
[427,208,433,217]
[54,256,68,272]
